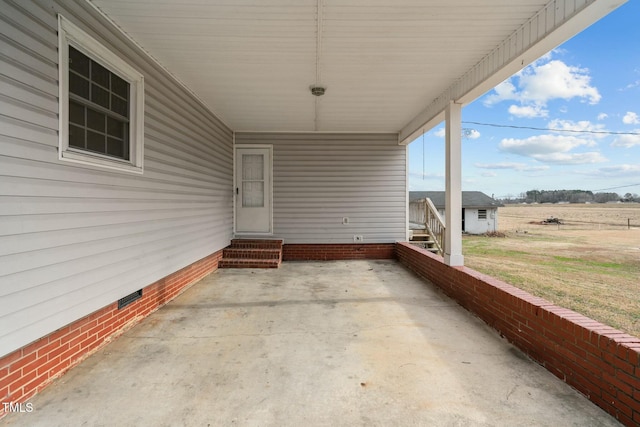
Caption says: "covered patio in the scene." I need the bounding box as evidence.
[1,0,638,425]
[1,260,619,426]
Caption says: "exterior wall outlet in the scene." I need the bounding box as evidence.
[342,217,349,224]
[353,235,364,242]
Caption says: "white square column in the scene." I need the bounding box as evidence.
[444,101,464,266]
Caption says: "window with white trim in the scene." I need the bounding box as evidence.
[478,209,487,220]
[58,15,144,174]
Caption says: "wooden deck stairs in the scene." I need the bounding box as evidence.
[409,197,445,256]
[219,239,283,268]
[410,231,440,254]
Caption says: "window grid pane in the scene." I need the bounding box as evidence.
[68,46,130,161]
[112,74,129,99]
[69,124,85,149]
[69,46,89,77]
[87,108,104,131]
[107,137,124,158]
[69,73,89,99]
[69,101,85,126]
[87,130,105,153]
[91,61,109,87]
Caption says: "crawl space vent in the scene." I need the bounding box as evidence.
[118,289,143,309]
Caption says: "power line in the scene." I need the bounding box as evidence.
[591,183,640,192]
[462,121,640,136]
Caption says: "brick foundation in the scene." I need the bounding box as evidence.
[396,242,640,426]
[0,250,223,418]
[283,243,396,261]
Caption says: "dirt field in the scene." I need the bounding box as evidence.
[499,202,640,232]
[463,203,640,337]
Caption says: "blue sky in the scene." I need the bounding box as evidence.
[408,1,640,199]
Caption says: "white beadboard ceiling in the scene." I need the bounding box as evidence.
[89,0,625,141]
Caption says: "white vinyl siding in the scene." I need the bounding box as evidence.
[58,17,144,173]
[465,208,499,234]
[0,0,233,357]
[235,133,406,244]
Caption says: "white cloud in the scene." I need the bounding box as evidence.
[432,127,480,139]
[518,60,600,105]
[499,134,606,164]
[500,134,596,155]
[612,132,640,148]
[474,162,550,172]
[624,80,640,90]
[531,152,607,164]
[483,56,601,118]
[622,112,640,124]
[597,113,608,121]
[475,162,525,170]
[508,105,548,118]
[548,119,608,139]
[598,164,640,176]
[481,172,497,177]
[485,80,518,105]
[578,164,640,177]
[524,165,552,172]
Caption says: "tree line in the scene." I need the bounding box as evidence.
[499,190,640,204]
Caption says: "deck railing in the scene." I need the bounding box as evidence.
[409,198,446,255]
[423,198,445,255]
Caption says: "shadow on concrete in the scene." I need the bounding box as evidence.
[2,260,620,427]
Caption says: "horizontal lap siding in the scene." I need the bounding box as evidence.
[0,0,233,357]
[236,132,406,244]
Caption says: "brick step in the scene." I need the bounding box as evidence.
[220,239,284,268]
[222,248,282,260]
[218,258,281,269]
[230,239,283,250]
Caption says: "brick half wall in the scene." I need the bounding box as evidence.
[283,243,396,261]
[0,250,223,418]
[396,242,640,426]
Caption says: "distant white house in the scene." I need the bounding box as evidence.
[410,191,504,234]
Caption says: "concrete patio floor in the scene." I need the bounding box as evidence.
[2,260,619,426]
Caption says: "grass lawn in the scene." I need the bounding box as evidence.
[462,204,640,338]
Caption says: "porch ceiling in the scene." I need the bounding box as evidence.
[89,0,625,141]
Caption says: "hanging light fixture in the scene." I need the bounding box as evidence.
[310,86,325,96]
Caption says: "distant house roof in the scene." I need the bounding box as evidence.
[409,191,504,209]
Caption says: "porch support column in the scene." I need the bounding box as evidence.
[444,100,464,266]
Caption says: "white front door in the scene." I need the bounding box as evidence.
[235,147,272,234]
